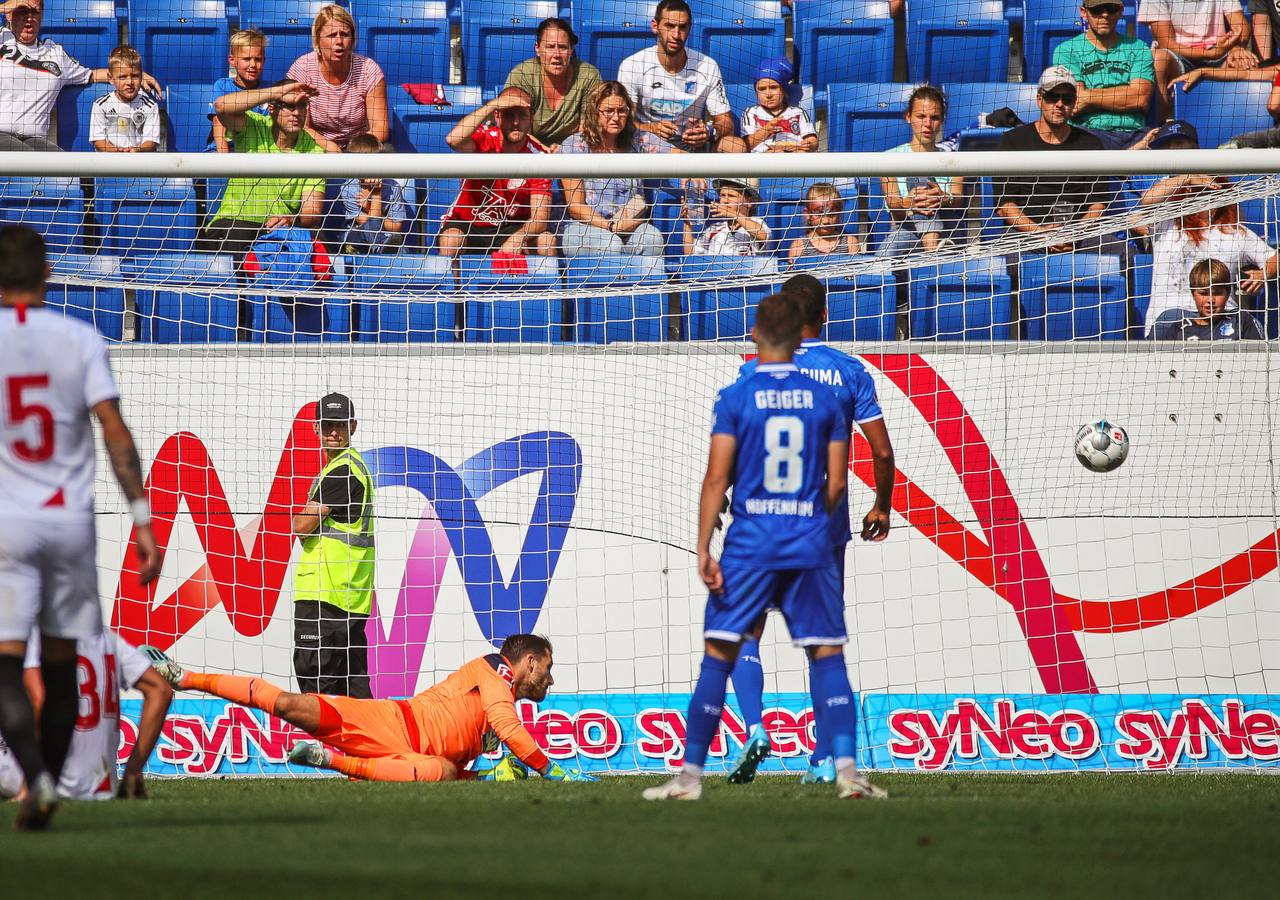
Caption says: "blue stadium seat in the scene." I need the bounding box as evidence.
[349,253,454,341]
[943,82,1039,138]
[47,254,125,341]
[460,255,562,342]
[390,99,474,152]
[908,0,1009,84]
[236,0,346,82]
[1023,0,1086,78]
[1018,253,1129,340]
[128,0,228,86]
[684,0,786,85]
[1129,251,1153,334]
[792,1,895,95]
[54,82,113,151]
[96,178,198,256]
[350,0,450,87]
[419,178,464,249]
[791,254,897,341]
[826,82,915,153]
[38,0,121,74]
[564,255,668,343]
[125,253,239,342]
[0,178,87,255]
[1174,81,1275,150]
[678,255,779,340]
[910,257,1014,340]
[461,0,561,92]
[164,83,216,152]
[575,0,655,82]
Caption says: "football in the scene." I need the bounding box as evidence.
[1074,420,1130,472]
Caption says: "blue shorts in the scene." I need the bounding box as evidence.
[706,554,847,647]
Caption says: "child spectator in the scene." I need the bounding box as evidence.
[741,57,816,153]
[89,46,160,152]
[1153,256,1266,338]
[211,29,269,153]
[1137,172,1278,333]
[683,177,769,256]
[879,85,966,257]
[788,183,862,262]
[339,133,409,254]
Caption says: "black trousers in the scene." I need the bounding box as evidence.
[293,600,371,698]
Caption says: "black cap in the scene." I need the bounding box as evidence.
[317,392,355,422]
[1150,120,1198,149]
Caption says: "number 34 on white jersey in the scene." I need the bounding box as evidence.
[0,630,153,799]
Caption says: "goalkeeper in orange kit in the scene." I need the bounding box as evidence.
[143,634,593,782]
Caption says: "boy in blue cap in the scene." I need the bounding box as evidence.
[741,57,816,153]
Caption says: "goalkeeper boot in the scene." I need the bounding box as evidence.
[15,772,58,832]
[140,645,184,689]
[726,724,771,785]
[836,768,888,801]
[288,740,330,770]
[641,773,702,801]
[801,756,836,785]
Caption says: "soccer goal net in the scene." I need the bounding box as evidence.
[9,143,1263,778]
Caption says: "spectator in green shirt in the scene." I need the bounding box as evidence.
[1052,0,1155,149]
[197,79,332,337]
[502,18,602,149]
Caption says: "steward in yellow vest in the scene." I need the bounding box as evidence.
[291,393,375,697]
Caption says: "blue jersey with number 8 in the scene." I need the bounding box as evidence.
[711,362,846,570]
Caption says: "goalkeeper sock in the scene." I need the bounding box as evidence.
[682,655,733,771]
[809,654,856,766]
[184,672,283,716]
[330,754,452,783]
[38,658,78,780]
[0,654,45,785]
[731,639,765,732]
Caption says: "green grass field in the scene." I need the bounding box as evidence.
[4,774,1277,898]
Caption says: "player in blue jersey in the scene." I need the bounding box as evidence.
[725,274,896,786]
[643,293,887,801]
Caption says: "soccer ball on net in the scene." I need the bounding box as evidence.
[1074,420,1130,472]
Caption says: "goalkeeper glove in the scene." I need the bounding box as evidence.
[477,755,529,782]
[541,761,597,782]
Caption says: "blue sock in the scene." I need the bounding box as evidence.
[809,654,856,765]
[731,639,765,732]
[808,655,833,764]
[682,655,734,770]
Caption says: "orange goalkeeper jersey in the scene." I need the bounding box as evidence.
[403,654,550,772]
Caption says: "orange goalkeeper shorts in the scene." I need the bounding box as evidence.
[313,695,420,758]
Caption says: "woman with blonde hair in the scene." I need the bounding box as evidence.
[285,4,388,148]
[557,81,677,256]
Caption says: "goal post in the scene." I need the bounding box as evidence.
[2,145,1275,775]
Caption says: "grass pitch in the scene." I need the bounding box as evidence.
[3,774,1276,898]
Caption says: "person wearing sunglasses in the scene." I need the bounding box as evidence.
[996,66,1108,254]
[1052,0,1155,149]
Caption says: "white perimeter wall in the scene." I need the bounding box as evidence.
[93,345,1280,697]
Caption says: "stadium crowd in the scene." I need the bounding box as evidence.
[0,0,1276,340]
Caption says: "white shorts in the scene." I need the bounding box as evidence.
[0,516,101,642]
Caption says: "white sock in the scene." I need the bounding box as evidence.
[835,757,856,775]
[679,763,704,781]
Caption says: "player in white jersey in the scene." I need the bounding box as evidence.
[0,225,162,829]
[0,629,172,800]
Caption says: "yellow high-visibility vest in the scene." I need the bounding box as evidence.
[294,447,375,615]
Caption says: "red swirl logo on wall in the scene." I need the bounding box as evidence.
[112,355,1280,696]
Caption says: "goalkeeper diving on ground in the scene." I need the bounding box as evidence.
[145,633,594,782]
